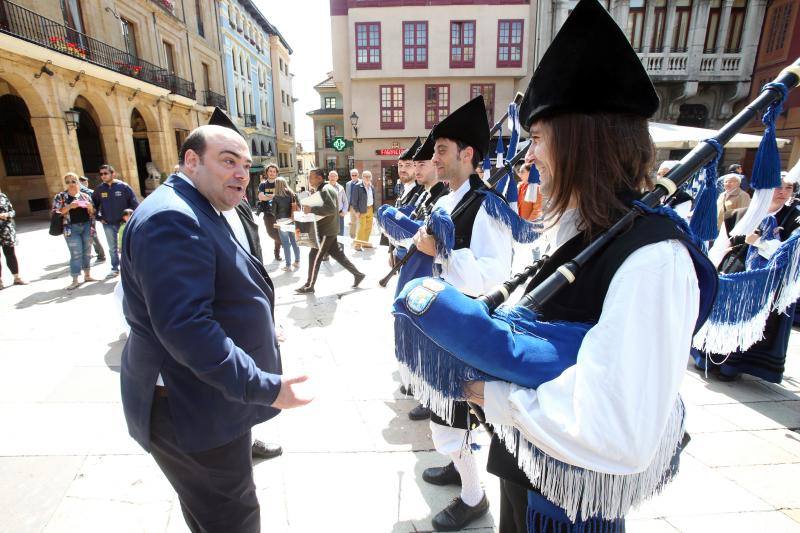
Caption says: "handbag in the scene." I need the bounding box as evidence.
[49,211,64,236]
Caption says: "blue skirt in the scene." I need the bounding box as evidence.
[527,490,625,533]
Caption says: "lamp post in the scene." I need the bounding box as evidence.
[349,111,361,143]
[64,108,80,133]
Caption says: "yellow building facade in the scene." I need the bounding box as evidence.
[0,0,226,215]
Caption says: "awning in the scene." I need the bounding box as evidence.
[650,122,790,149]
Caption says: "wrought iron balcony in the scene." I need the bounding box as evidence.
[203,90,226,109]
[164,73,196,100]
[244,114,257,127]
[0,0,170,89]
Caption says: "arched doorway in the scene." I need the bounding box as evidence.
[0,94,43,178]
[74,97,104,183]
[131,108,155,195]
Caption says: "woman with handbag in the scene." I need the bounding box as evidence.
[271,177,301,271]
[52,172,97,290]
[0,186,27,289]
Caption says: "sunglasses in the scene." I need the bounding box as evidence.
[99,172,111,176]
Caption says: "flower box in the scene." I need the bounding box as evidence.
[49,36,87,59]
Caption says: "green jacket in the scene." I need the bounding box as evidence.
[310,183,340,237]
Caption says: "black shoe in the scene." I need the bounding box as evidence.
[352,272,365,288]
[295,285,314,294]
[431,495,489,532]
[422,462,461,486]
[399,384,409,396]
[94,256,106,264]
[251,439,283,460]
[408,404,431,421]
[322,256,329,262]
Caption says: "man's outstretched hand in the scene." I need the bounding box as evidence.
[272,375,314,409]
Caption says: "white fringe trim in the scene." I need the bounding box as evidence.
[495,398,686,522]
[399,362,461,424]
[708,188,773,267]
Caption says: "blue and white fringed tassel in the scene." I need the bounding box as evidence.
[525,164,541,203]
[503,103,520,212]
[694,232,800,355]
[689,138,723,243]
[375,204,422,246]
[709,82,790,266]
[427,207,455,266]
[496,398,686,524]
[482,153,492,184]
[481,191,541,243]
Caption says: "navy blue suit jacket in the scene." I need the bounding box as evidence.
[120,175,282,453]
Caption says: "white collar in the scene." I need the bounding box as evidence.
[176,171,220,215]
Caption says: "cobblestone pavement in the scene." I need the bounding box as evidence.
[1,214,800,532]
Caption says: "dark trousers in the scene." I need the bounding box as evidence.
[262,213,282,260]
[0,245,18,276]
[499,478,529,533]
[91,223,105,259]
[305,234,361,288]
[149,397,260,533]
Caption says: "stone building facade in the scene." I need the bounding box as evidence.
[308,72,353,178]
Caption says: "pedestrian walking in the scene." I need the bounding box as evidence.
[345,169,361,239]
[351,170,376,250]
[295,168,365,294]
[328,170,348,236]
[91,164,138,277]
[78,176,107,263]
[0,186,27,289]
[271,177,301,271]
[53,172,97,290]
[258,164,283,262]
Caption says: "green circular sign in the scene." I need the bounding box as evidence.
[332,136,346,152]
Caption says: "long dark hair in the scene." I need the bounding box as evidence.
[540,112,654,239]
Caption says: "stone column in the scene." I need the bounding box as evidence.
[99,124,141,197]
[612,0,630,33]
[737,0,768,74]
[663,2,678,53]
[30,116,83,198]
[687,0,711,75]
[716,0,734,54]
[641,0,657,53]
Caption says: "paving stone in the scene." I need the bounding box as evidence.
[666,511,800,532]
[627,518,679,532]
[703,400,800,431]
[686,430,800,467]
[717,463,800,509]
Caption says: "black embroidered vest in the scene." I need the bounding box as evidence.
[452,174,503,250]
[486,212,697,489]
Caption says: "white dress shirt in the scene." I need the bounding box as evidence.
[432,178,513,297]
[484,211,700,475]
[366,186,374,207]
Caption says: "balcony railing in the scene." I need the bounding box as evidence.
[639,50,744,79]
[0,0,172,89]
[203,90,226,109]
[244,114,256,127]
[164,73,195,99]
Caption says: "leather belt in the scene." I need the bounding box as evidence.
[154,386,168,398]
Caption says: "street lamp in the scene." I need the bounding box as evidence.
[349,111,361,143]
[64,108,80,133]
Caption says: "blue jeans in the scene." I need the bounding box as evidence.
[64,222,91,277]
[278,228,300,267]
[102,222,121,271]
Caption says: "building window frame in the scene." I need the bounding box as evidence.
[403,21,428,69]
[726,3,748,53]
[496,19,523,67]
[324,124,336,146]
[705,3,722,53]
[651,6,667,52]
[425,84,450,129]
[355,22,382,70]
[671,2,693,53]
[450,20,476,68]
[324,96,337,109]
[470,83,495,125]
[380,84,404,130]
[626,3,646,52]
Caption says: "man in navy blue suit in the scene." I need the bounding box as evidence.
[120,120,312,532]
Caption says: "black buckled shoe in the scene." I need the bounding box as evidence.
[431,494,489,532]
[422,461,461,486]
[251,439,283,460]
[408,404,431,421]
[295,285,315,294]
[352,272,366,288]
[398,384,409,396]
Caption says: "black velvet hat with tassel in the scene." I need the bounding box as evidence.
[208,107,242,135]
[519,0,659,129]
[413,131,435,161]
[399,137,422,161]
[430,96,490,160]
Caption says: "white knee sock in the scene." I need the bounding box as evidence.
[450,450,484,507]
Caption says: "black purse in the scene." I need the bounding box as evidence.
[49,211,64,236]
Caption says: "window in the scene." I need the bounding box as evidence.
[380,85,404,129]
[279,58,283,73]
[324,125,336,145]
[425,85,449,128]
[356,22,381,69]
[324,96,337,109]
[450,21,475,68]
[288,123,292,136]
[202,62,210,92]
[283,121,288,135]
[626,0,645,52]
[121,18,138,59]
[705,0,721,53]
[195,0,204,37]
[765,2,793,56]
[236,88,242,116]
[651,0,667,52]
[61,0,86,33]
[497,20,523,67]
[403,21,428,69]
[470,84,495,125]
[672,1,692,52]
[726,0,748,53]
[163,41,176,74]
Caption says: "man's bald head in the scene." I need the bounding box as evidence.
[179,125,245,166]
